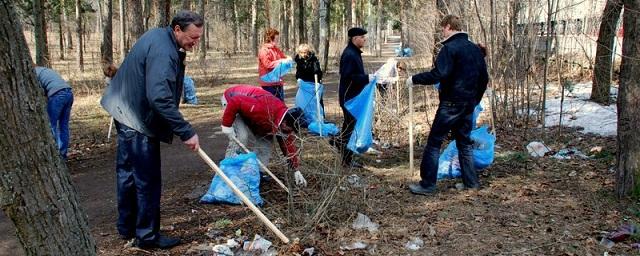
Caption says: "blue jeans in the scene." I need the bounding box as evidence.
[47,88,73,160]
[420,101,479,188]
[115,122,162,243]
[262,85,284,101]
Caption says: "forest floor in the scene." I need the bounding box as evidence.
[1,41,639,255]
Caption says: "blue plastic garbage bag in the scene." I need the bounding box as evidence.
[403,48,414,57]
[295,80,325,125]
[183,75,198,104]
[308,121,339,136]
[344,78,377,154]
[200,152,263,206]
[260,60,293,83]
[437,125,496,180]
[472,104,483,128]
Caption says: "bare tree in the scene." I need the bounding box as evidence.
[298,0,305,44]
[142,0,151,30]
[251,0,258,56]
[127,0,144,47]
[616,0,640,198]
[182,0,191,10]
[232,0,239,53]
[119,0,126,56]
[64,0,73,49]
[0,1,96,254]
[75,0,84,71]
[34,0,50,67]
[319,0,331,72]
[199,0,206,60]
[101,0,114,66]
[311,0,320,50]
[592,0,623,105]
[57,1,65,60]
[265,0,271,28]
[155,0,171,27]
[281,0,289,50]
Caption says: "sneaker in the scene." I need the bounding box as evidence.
[134,235,181,249]
[409,183,437,196]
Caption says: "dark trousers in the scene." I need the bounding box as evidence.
[262,85,285,101]
[47,88,73,160]
[338,104,357,164]
[420,102,479,188]
[115,122,162,243]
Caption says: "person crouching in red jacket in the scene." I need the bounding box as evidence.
[220,85,307,186]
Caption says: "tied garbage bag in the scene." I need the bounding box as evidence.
[345,78,377,154]
[295,79,325,125]
[472,104,483,129]
[437,125,496,180]
[183,75,198,104]
[200,152,263,206]
[308,121,339,136]
[260,59,293,83]
[394,47,414,57]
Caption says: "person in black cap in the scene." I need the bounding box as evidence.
[334,27,375,168]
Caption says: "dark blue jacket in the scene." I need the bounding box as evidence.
[412,33,488,104]
[101,27,194,143]
[339,42,369,105]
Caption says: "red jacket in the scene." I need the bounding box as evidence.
[258,43,286,87]
[222,85,299,169]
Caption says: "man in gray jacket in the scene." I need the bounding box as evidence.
[100,10,202,249]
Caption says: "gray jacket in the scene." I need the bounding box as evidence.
[100,27,194,143]
[35,67,71,97]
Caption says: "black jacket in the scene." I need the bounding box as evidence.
[294,53,323,83]
[338,42,369,105]
[100,27,194,143]
[412,32,488,104]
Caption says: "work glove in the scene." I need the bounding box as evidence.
[405,76,414,88]
[294,170,307,187]
[368,74,376,83]
[221,125,236,139]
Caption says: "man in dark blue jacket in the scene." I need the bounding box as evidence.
[406,14,489,195]
[100,10,203,249]
[336,27,374,168]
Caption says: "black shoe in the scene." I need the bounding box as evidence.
[342,161,364,169]
[409,183,437,196]
[119,233,134,240]
[135,235,181,249]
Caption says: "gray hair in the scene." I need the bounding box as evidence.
[171,10,204,30]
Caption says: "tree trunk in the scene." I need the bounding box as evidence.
[142,0,151,30]
[75,0,84,72]
[127,0,144,48]
[616,0,640,198]
[199,0,206,60]
[58,3,65,60]
[97,0,103,34]
[119,0,127,57]
[155,0,171,27]
[101,0,114,66]
[592,0,623,105]
[291,0,297,45]
[350,0,356,27]
[311,0,320,51]
[400,0,406,48]
[232,0,239,53]
[375,0,382,57]
[0,2,97,254]
[298,0,305,44]
[182,0,191,10]
[265,0,271,28]
[319,0,331,72]
[251,0,258,56]
[64,0,73,49]
[344,0,351,30]
[34,0,50,67]
[281,0,289,51]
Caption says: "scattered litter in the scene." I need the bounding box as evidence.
[347,174,364,188]
[213,244,234,255]
[526,141,550,157]
[186,244,214,254]
[160,225,175,231]
[352,213,379,232]
[599,237,615,249]
[375,159,382,163]
[552,148,590,160]
[227,239,240,248]
[366,147,382,155]
[235,229,242,237]
[607,223,637,242]
[568,171,577,177]
[404,237,424,251]
[381,143,392,149]
[123,238,135,248]
[590,146,603,153]
[340,241,368,250]
[303,247,315,255]
[454,183,465,190]
[243,235,272,253]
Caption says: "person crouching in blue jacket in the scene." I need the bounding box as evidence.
[405,15,489,195]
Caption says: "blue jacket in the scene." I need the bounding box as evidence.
[100,27,194,143]
[35,67,71,97]
[339,42,369,105]
[412,33,488,104]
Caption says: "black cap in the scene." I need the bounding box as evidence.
[348,27,368,37]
